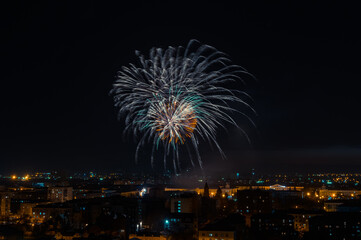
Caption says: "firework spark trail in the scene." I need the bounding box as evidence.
[111,40,256,173]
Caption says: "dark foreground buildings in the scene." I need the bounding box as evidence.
[1,172,361,239]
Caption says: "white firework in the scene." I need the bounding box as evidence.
[111,39,256,173]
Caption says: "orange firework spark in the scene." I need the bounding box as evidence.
[155,100,197,144]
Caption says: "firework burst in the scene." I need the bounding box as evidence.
[111,40,256,172]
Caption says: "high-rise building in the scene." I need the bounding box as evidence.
[288,210,323,232]
[47,186,73,202]
[237,189,272,226]
[308,213,361,239]
[251,213,297,239]
[237,189,272,215]
[0,193,11,217]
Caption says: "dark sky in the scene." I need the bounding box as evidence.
[1,1,361,174]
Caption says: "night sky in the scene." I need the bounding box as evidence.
[1,1,361,174]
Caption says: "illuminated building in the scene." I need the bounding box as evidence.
[54,232,81,240]
[19,202,44,217]
[164,184,303,198]
[47,186,73,202]
[32,203,72,223]
[129,233,167,240]
[288,210,323,232]
[324,199,361,213]
[318,189,361,199]
[308,213,361,239]
[237,189,272,226]
[199,230,235,240]
[251,213,297,239]
[170,197,195,214]
[324,201,345,212]
[73,189,105,199]
[10,188,47,201]
[139,198,167,232]
[198,214,244,240]
[0,192,11,217]
[271,189,303,210]
[120,190,139,198]
[167,192,199,237]
[238,184,303,192]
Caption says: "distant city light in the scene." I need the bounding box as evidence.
[139,188,147,197]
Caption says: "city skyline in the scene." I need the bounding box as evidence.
[3,2,361,240]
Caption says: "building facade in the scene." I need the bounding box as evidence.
[47,187,73,202]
